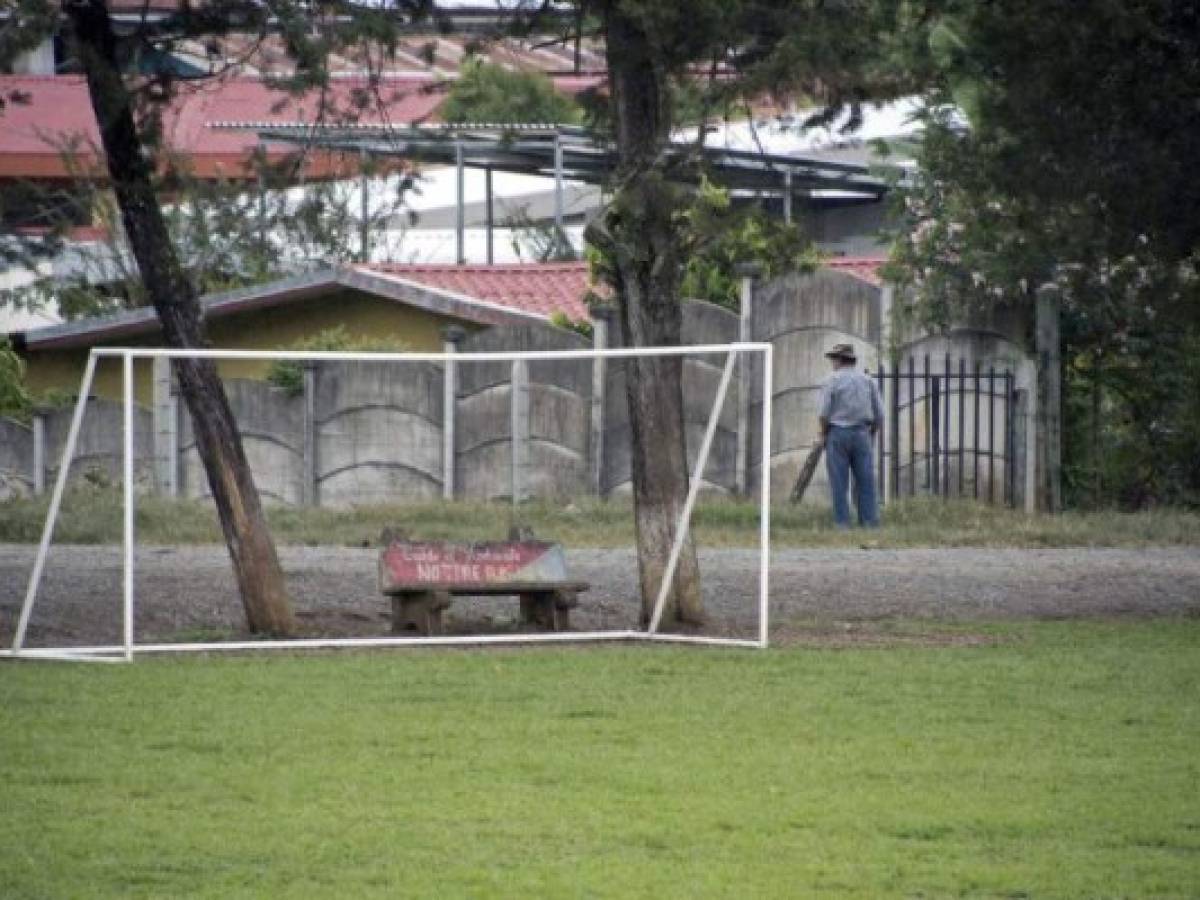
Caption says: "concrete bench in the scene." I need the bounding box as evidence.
[377,537,589,636]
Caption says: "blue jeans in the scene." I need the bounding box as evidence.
[826,425,879,528]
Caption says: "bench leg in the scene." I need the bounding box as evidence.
[552,589,578,631]
[391,591,450,636]
[519,592,556,630]
[519,590,577,632]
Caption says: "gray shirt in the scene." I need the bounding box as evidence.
[819,368,883,429]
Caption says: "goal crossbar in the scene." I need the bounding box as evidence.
[5,343,773,661]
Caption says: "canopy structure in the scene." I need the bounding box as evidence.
[217,121,892,263]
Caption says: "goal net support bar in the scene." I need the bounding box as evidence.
[3,343,773,662]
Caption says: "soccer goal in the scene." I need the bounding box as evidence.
[2,342,773,662]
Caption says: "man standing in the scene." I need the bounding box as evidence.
[818,343,882,528]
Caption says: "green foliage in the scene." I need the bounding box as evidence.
[678,180,820,310]
[0,1,427,322]
[504,206,578,263]
[889,0,1200,508]
[0,337,32,422]
[547,310,593,338]
[2,155,418,321]
[266,326,411,395]
[441,57,583,125]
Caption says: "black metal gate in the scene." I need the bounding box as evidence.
[871,356,1016,506]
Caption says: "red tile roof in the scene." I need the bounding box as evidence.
[362,261,597,321]
[363,258,887,322]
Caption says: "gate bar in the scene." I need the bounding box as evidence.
[958,357,966,496]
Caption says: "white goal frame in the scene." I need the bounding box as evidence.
[3,343,773,662]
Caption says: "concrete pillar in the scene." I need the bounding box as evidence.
[511,359,529,505]
[878,282,897,502]
[152,356,173,495]
[879,282,896,359]
[1015,356,1039,515]
[442,325,465,500]
[168,388,180,498]
[734,264,760,496]
[302,362,318,506]
[31,410,46,496]
[589,306,613,496]
[1036,284,1062,513]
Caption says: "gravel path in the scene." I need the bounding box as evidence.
[2,544,1199,647]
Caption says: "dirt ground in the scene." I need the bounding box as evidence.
[2,544,1199,649]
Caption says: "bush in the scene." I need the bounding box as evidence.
[0,337,32,422]
[441,58,583,125]
[267,326,410,395]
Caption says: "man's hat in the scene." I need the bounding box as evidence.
[824,342,857,362]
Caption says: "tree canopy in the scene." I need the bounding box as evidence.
[440,57,583,124]
[890,0,1200,506]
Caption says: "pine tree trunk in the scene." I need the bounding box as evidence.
[598,3,703,626]
[67,0,294,635]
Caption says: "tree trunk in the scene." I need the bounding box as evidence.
[67,0,294,635]
[597,4,703,626]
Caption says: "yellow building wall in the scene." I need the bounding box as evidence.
[21,290,477,405]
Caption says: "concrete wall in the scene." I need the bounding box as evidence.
[457,324,591,500]
[180,379,305,505]
[0,272,1034,509]
[750,268,882,501]
[316,360,445,505]
[602,300,741,495]
[0,418,33,500]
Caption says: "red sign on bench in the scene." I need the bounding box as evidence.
[378,540,568,592]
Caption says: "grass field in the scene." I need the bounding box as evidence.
[1,487,1198,549]
[3,620,1199,898]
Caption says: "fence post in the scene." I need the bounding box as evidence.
[879,282,895,358]
[31,408,46,496]
[151,355,174,495]
[442,326,464,500]
[1036,284,1063,513]
[1015,356,1038,515]
[168,386,180,498]
[511,359,529,505]
[302,362,318,507]
[589,307,612,497]
[734,266,758,496]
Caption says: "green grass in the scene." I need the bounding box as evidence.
[3,621,1199,897]
[0,486,1198,548]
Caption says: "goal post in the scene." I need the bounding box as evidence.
[2,342,773,661]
